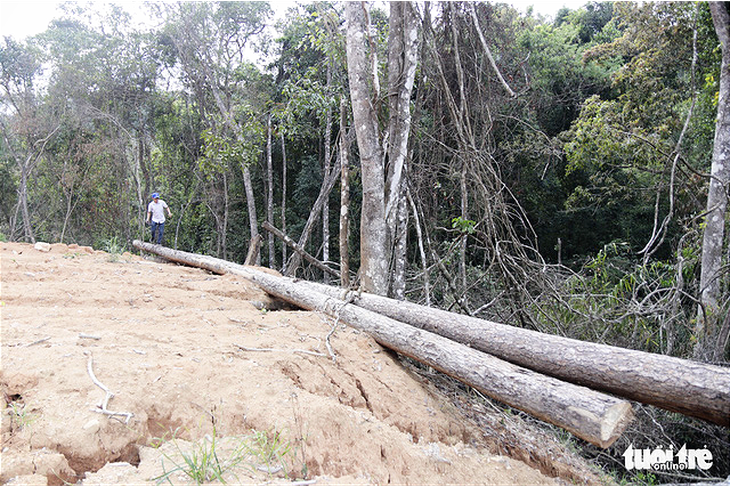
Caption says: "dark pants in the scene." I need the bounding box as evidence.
[150,221,165,245]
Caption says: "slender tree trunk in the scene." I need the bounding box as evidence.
[339,98,351,288]
[469,3,516,97]
[459,164,468,289]
[18,158,35,243]
[697,2,730,361]
[407,187,430,306]
[281,132,288,268]
[391,190,409,299]
[266,114,275,269]
[322,63,333,278]
[222,171,229,260]
[138,133,151,204]
[60,192,72,243]
[284,164,341,276]
[385,2,419,299]
[241,163,260,266]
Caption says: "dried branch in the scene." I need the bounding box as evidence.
[85,353,134,424]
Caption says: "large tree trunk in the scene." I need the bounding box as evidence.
[697,2,730,361]
[345,1,388,295]
[132,240,634,448]
[301,282,730,427]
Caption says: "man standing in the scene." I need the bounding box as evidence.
[146,192,172,245]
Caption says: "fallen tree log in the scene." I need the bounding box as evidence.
[133,240,633,448]
[300,283,730,427]
[133,241,730,427]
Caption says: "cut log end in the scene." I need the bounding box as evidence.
[560,400,633,449]
[600,402,634,448]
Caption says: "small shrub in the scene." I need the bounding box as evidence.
[102,236,125,262]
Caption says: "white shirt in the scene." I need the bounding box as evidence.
[147,199,169,223]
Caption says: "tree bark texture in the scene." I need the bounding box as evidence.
[322,63,334,275]
[339,98,351,288]
[132,240,634,448]
[385,2,419,299]
[281,132,288,267]
[697,2,730,361]
[244,234,262,266]
[385,1,419,222]
[345,1,388,295]
[242,163,260,266]
[266,115,275,269]
[301,282,730,427]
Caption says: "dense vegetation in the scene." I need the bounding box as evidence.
[1,1,728,483]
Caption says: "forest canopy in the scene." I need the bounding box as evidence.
[0,2,728,360]
[2,0,728,360]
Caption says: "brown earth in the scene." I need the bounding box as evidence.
[1,241,608,485]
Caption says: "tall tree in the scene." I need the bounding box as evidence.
[165,1,272,263]
[0,38,60,243]
[385,1,420,299]
[276,2,347,277]
[266,114,275,267]
[697,2,730,361]
[345,1,419,295]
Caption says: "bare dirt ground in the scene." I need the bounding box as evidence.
[1,241,607,485]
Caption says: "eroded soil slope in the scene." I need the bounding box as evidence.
[1,242,603,485]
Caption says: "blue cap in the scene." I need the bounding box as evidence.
[152,193,159,199]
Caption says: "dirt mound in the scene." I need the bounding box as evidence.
[1,242,604,485]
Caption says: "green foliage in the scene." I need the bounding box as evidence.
[555,2,719,260]
[630,470,658,486]
[0,37,43,88]
[531,241,698,356]
[451,216,476,235]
